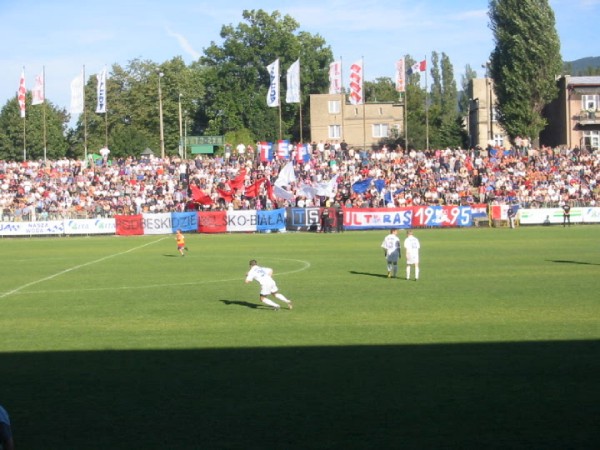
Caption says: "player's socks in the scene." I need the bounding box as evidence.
[406,267,411,280]
[275,293,290,303]
[262,298,279,308]
[415,268,420,280]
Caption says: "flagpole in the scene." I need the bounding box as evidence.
[340,56,345,142]
[361,56,366,153]
[42,66,47,163]
[425,55,429,150]
[83,65,88,163]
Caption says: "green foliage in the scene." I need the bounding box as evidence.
[0,227,599,449]
[0,93,69,160]
[200,9,332,143]
[364,77,399,102]
[489,0,563,142]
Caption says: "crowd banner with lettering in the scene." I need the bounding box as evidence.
[256,209,286,232]
[64,218,115,235]
[0,220,65,236]
[198,211,227,233]
[172,212,198,232]
[2,207,600,237]
[343,207,413,230]
[286,207,321,231]
[518,207,588,225]
[115,215,144,235]
[411,205,472,228]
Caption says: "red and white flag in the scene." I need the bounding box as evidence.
[329,61,342,94]
[17,69,26,118]
[31,71,45,105]
[349,59,363,105]
[395,59,406,93]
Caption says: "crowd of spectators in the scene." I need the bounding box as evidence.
[1,142,598,222]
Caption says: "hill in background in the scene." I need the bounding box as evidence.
[564,56,600,75]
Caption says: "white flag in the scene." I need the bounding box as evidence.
[274,161,296,187]
[266,59,280,107]
[329,61,342,94]
[70,72,84,114]
[395,59,406,93]
[286,59,300,104]
[31,72,45,105]
[96,68,107,114]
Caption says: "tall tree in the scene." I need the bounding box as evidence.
[200,9,332,143]
[489,0,562,143]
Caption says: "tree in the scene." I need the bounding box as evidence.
[489,0,562,143]
[0,93,69,160]
[200,9,332,143]
[364,77,399,103]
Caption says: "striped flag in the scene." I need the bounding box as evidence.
[31,71,45,105]
[266,59,280,107]
[259,142,273,162]
[329,60,342,94]
[277,140,290,160]
[349,59,363,105]
[17,69,26,118]
[96,68,107,113]
[296,143,311,163]
[286,59,300,103]
[70,71,84,114]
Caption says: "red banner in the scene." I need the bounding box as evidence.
[115,214,144,235]
[198,211,226,233]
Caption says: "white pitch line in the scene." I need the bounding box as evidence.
[4,258,311,297]
[0,238,168,299]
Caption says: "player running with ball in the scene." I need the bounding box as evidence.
[245,259,293,311]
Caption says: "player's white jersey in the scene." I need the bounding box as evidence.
[381,234,400,257]
[246,265,273,284]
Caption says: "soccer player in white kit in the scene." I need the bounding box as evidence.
[404,230,420,281]
[245,259,293,310]
[381,229,401,278]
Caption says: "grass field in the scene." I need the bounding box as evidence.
[1,226,599,449]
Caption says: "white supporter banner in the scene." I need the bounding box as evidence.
[142,213,173,235]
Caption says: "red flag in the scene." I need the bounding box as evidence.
[349,60,363,105]
[217,187,234,203]
[18,69,26,118]
[190,185,213,205]
[265,179,275,202]
[244,178,267,198]
[227,168,247,191]
[418,59,427,72]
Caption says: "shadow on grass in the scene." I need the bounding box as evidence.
[220,299,264,309]
[1,341,598,449]
[547,259,600,266]
[349,270,390,278]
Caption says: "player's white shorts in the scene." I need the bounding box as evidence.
[406,253,419,265]
[259,278,278,296]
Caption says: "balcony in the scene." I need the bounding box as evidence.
[577,110,600,125]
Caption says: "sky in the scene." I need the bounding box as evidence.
[1,0,598,121]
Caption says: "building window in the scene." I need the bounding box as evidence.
[581,95,599,111]
[328,100,341,114]
[493,133,504,148]
[329,125,341,139]
[583,130,599,151]
[372,123,388,138]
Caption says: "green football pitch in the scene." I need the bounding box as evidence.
[1,226,599,449]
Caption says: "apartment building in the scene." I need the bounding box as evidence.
[541,75,600,151]
[466,77,510,149]
[309,93,404,149]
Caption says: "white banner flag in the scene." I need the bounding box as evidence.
[274,161,296,187]
[286,59,300,104]
[31,72,45,105]
[266,59,280,107]
[70,72,84,114]
[395,58,406,93]
[96,68,107,114]
[329,61,342,94]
